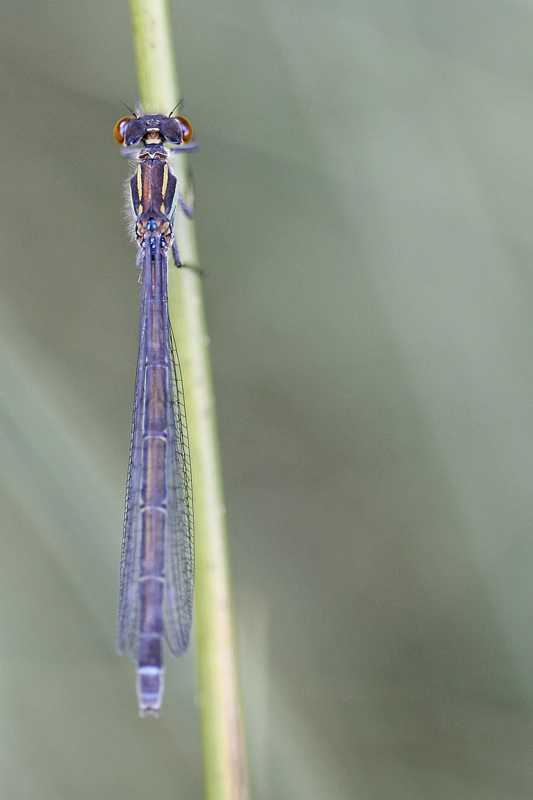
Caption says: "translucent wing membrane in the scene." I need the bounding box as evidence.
[117,277,147,655]
[118,242,194,649]
[164,322,194,655]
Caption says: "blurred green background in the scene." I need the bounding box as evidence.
[0,0,532,797]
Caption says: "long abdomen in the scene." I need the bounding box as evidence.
[136,241,171,714]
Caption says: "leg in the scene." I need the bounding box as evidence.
[170,172,205,275]
[171,240,183,268]
[170,240,206,277]
[178,169,195,218]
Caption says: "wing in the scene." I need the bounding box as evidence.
[118,244,194,659]
[117,256,150,657]
[162,272,195,656]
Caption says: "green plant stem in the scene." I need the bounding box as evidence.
[128,2,249,798]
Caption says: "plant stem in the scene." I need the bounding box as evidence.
[128,1,249,797]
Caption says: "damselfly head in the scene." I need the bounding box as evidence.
[113,114,194,147]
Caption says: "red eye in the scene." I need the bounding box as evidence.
[113,116,133,145]
[173,115,193,143]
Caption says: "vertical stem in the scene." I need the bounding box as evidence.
[128,1,249,798]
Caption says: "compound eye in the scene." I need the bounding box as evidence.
[113,116,133,145]
[175,115,193,143]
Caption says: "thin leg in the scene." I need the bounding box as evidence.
[171,172,204,274]
[172,240,183,267]
[178,193,194,218]
[171,241,206,277]
[172,172,194,268]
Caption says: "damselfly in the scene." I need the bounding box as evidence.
[114,109,197,715]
